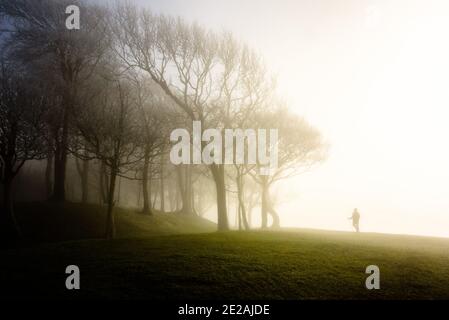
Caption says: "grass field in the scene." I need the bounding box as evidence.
[1,202,449,300]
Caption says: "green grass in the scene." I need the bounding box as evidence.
[2,203,449,300]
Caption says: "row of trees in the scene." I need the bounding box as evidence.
[0,0,326,242]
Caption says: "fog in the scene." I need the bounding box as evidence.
[106,0,449,237]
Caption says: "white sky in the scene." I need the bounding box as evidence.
[112,0,449,237]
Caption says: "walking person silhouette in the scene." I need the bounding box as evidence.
[348,208,360,232]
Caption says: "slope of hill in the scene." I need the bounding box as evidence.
[14,202,216,242]
[2,222,449,300]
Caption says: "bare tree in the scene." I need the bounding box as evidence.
[76,78,142,239]
[112,4,273,230]
[131,74,171,215]
[252,106,327,228]
[0,0,110,201]
[219,35,273,230]
[0,61,47,241]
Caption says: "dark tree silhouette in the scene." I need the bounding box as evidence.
[0,61,47,241]
[0,0,110,201]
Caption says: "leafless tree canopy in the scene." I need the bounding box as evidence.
[0,0,326,240]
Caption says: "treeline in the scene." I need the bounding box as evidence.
[0,0,326,242]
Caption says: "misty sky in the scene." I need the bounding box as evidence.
[102,0,449,237]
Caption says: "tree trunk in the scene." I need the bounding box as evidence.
[53,107,69,202]
[167,178,173,212]
[236,174,250,230]
[45,144,54,200]
[76,155,89,204]
[210,164,229,231]
[191,181,198,216]
[53,135,63,201]
[176,165,193,214]
[137,182,142,208]
[160,161,165,213]
[81,159,89,203]
[152,182,158,210]
[117,176,121,205]
[99,160,108,205]
[175,184,180,211]
[261,180,268,228]
[267,203,280,228]
[1,135,21,243]
[184,166,192,214]
[247,188,257,229]
[142,149,152,215]
[235,203,239,229]
[105,166,117,239]
[260,180,280,228]
[195,185,201,216]
[1,178,21,243]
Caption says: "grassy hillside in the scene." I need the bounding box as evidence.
[2,222,449,299]
[14,202,216,242]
